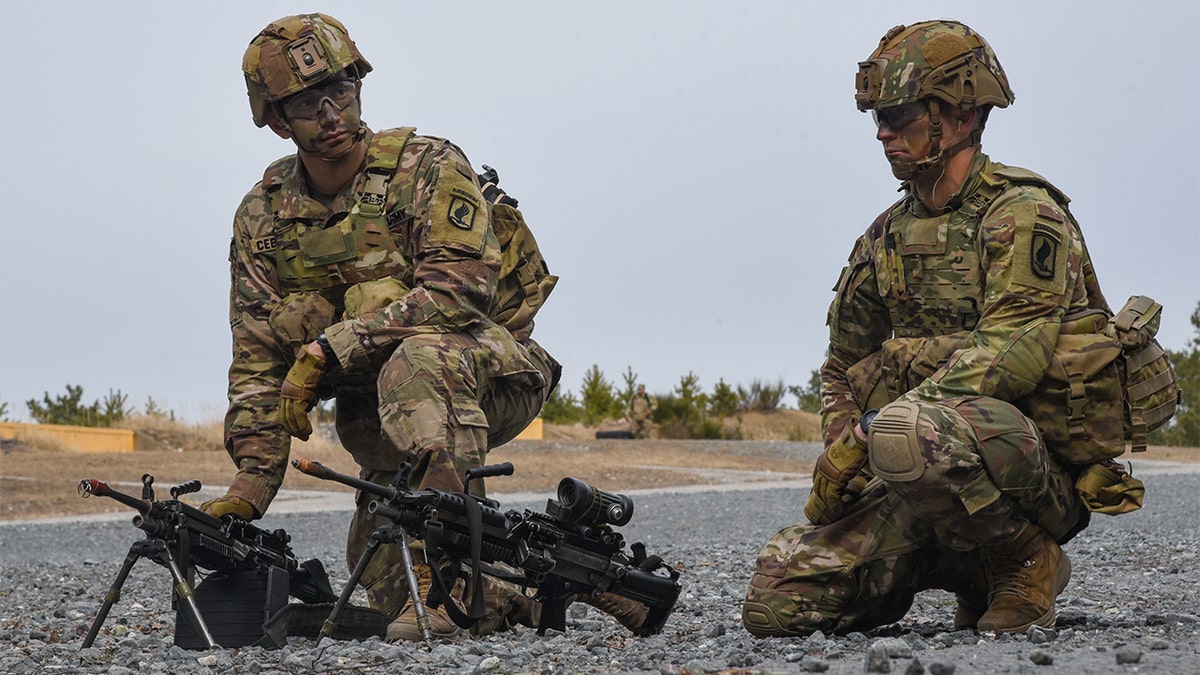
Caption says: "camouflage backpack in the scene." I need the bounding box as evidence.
[474,164,558,339]
[352,127,556,338]
[1020,295,1180,464]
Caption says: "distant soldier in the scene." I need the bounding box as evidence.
[744,20,1144,637]
[203,13,644,641]
[627,384,658,439]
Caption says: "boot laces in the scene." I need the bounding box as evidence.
[986,551,1037,601]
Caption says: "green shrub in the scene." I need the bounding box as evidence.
[26,385,128,428]
[738,378,787,411]
[541,387,584,424]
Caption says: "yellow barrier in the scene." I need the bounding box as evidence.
[513,417,544,441]
[0,421,137,453]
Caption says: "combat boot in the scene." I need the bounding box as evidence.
[954,592,989,630]
[469,584,541,636]
[385,563,463,642]
[977,523,1071,634]
[575,592,649,634]
[916,548,989,630]
[949,557,989,630]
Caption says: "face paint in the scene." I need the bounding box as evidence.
[290,97,364,162]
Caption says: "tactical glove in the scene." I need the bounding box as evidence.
[280,347,325,441]
[200,495,259,521]
[804,417,871,526]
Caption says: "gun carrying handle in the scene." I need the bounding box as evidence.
[464,462,514,495]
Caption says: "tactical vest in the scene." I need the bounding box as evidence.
[259,127,420,310]
[860,166,1177,465]
[874,166,1077,337]
[257,128,556,339]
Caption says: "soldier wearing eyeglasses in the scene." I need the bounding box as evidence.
[201,13,645,642]
[744,20,1133,638]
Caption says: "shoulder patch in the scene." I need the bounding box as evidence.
[429,163,486,254]
[1009,201,1069,295]
[447,187,479,230]
[1029,224,1060,279]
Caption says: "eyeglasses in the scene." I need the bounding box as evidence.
[280,78,359,120]
[871,102,927,131]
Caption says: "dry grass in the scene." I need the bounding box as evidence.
[0,412,818,521]
[3,409,1193,521]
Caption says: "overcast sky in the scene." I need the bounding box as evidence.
[2,1,1197,424]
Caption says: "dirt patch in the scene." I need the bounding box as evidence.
[2,413,1194,521]
[0,434,815,521]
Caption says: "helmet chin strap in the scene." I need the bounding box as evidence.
[309,125,367,163]
[895,99,980,180]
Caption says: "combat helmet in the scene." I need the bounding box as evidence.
[856,20,1013,113]
[856,20,1014,177]
[243,13,373,127]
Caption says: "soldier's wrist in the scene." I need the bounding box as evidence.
[315,333,339,368]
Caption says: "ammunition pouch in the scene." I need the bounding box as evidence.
[1074,459,1144,515]
[268,292,337,356]
[845,332,972,410]
[344,277,410,320]
[1111,296,1181,452]
[1016,295,1180,464]
[1016,315,1125,465]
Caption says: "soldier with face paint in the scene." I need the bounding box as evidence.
[743,20,1134,637]
[204,13,648,642]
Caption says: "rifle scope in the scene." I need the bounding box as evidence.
[554,478,634,527]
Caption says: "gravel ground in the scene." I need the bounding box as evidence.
[1,449,1198,674]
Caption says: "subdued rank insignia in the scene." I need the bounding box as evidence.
[447,189,478,230]
[1030,225,1060,279]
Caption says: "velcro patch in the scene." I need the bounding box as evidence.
[1009,202,1069,295]
[429,164,485,255]
[250,234,277,254]
[1030,224,1060,279]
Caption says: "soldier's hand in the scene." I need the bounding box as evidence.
[804,420,870,526]
[201,495,259,521]
[280,345,326,441]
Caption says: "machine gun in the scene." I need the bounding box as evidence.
[77,474,342,649]
[293,458,681,639]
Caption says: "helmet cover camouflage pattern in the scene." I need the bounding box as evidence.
[243,13,373,127]
[855,20,1014,113]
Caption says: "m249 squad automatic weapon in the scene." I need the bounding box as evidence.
[77,474,343,649]
[292,458,682,640]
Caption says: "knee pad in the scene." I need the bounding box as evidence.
[742,601,799,638]
[868,401,926,482]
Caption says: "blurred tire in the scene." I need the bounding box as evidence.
[595,430,635,440]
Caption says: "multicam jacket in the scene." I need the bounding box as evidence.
[223,127,526,513]
[820,151,1112,448]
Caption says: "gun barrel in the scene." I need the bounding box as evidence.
[78,479,150,514]
[292,458,397,499]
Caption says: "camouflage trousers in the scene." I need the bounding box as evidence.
[331,332,559,619]
[743,396,1086,637]
[631,416,653,439]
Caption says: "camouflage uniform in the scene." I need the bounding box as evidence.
[744,148,1110,636]
[627,389,657,439]
[223,125,559,617]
